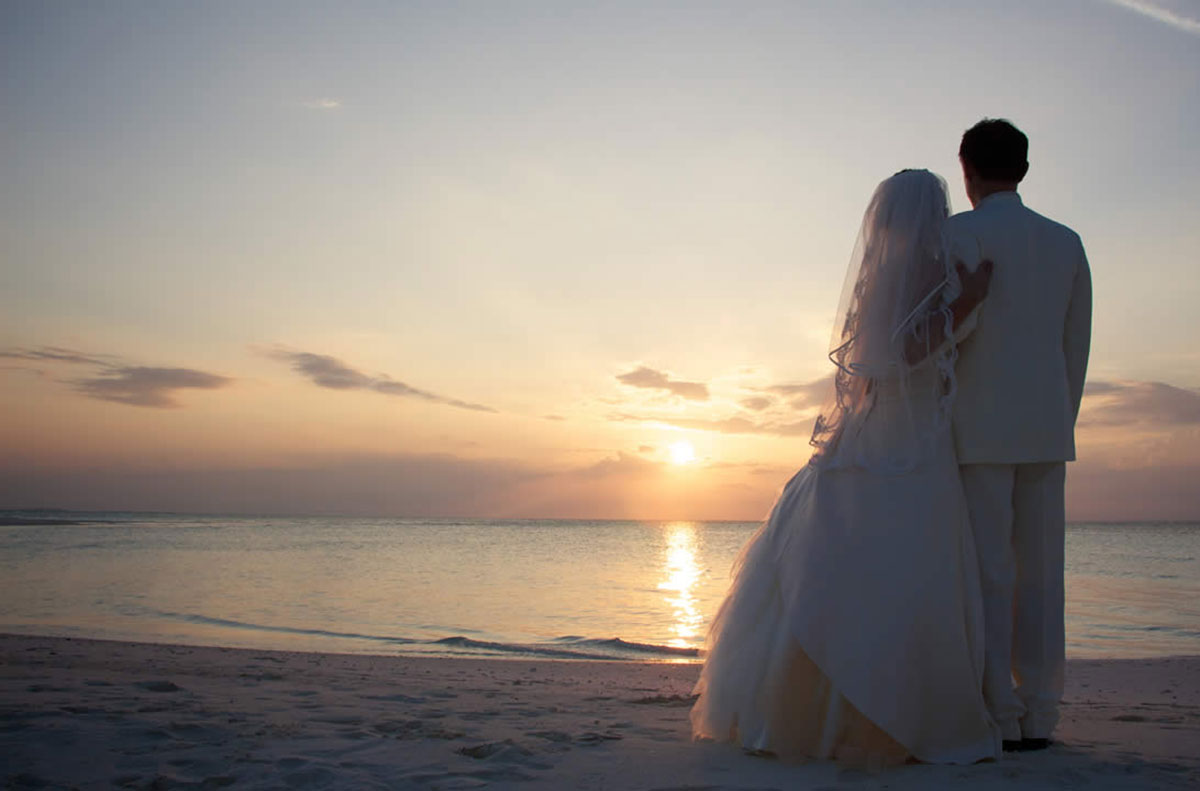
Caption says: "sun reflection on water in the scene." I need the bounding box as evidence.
[657,522,704,649]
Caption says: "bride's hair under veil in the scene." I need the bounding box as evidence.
[809,169,960,473]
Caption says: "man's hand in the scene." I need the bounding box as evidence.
[904,258,993,365]
[956,258,994,309]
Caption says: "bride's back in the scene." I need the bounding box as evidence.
[813,169,957,474]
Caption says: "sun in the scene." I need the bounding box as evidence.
[668,440,696,465]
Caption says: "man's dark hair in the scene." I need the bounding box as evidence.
[959,118,1029,182]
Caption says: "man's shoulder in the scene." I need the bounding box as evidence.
[1022,204,1084,248]
[950,199,1082,248]
[946,208,978,227]
[944,209,983,239]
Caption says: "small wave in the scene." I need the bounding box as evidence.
[149,610,699,661]
[434,635,697,661]
[563,636,700,658]
[432,636,621,660]
[152,610,420,645]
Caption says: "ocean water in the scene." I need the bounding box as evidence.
[0,511,1196,662]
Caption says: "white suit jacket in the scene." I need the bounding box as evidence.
[944,192,1092,465]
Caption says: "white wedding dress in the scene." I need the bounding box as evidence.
[691,170,1001,766]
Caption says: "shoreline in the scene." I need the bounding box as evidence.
[2,634,1197,789]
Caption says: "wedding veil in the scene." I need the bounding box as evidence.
[809,169,961,473]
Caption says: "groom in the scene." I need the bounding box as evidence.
[945,119,1092,752]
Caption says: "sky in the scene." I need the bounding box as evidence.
[2,0,1198,521]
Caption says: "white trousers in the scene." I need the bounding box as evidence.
[959,462,1066,741]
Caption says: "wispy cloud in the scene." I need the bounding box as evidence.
[282,352,372,389]
[301,97,342,110]
[616,366,709,401]
[616,375,1200,439]
[0,346,115,367]
[268,349,496,413]
[570,451,660,477]
[75,367,232,408]
[764,376,833,410]
[1105,0,1200,35]
[1,346,232,408]
[611,411,813,438]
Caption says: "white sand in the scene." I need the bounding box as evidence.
[0,634,1196,790]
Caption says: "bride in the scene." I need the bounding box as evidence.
[690,169,1001,767]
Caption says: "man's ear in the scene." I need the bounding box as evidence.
[960,158,979,183]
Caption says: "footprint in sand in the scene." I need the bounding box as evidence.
[458,740,530,760]
[284,767,335,787]
[630,694,698,706]
[456,739,551,769]
[359,692,427,704]
[527,729,572,743]
[311,715,365,726]
[374,719,464,740]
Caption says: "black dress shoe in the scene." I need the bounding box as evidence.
[1002,739,1023,752]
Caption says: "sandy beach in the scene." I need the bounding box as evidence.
[0,635,1195,789]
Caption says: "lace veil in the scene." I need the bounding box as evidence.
[809,169,962,473]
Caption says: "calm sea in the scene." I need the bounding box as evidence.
[1,511,1196,662]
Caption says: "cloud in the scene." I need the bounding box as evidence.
[1066,460,1200,521]
[0,453,539,518]
[613,376,1199,442]
[616,366,709,401]
[268,350,496,413]
[8,445,785,521]
[740,396,773,411]
[0,345,114,366]
[1078,380,1200,428]
[1,346,232,408]
[284,352,373,389]
[612,411,814,438]
[0,450,677,520]
[765,375,833,410]
[301,97,342,110]
[570,451,660,477]
[1082,381,1121,396]
[1105,0,1200,35]
[73,367,232,408]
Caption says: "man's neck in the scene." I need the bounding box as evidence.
[970,181,1021,207]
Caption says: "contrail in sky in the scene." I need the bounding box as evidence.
[1106,0,1200,35]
